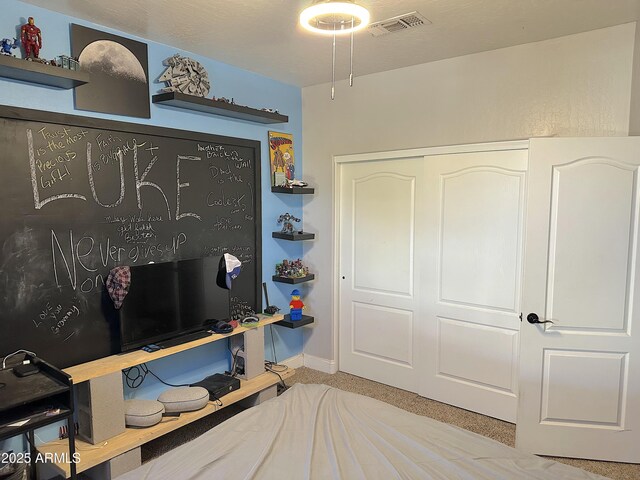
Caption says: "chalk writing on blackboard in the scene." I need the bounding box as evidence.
[132,141,172,220]
[117,220,157,245]
[33,301,81,339]
[1,105,261,368]
[29,133,208,224]
[105,213,165,223]
[197,143,244,161]
[234,158,252,169]
[209,161,244,184]
[176,155,202,221]
[230,296,255,320]
[87,145,125,207]
[213,217,243,231]
[202,245,252,256]
[50,229,188,293]
[28,129,87,209]
[206,190,247,211]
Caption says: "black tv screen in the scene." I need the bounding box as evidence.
[118,257,228,352]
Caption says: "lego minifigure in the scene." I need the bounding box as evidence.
[289,289,305,321]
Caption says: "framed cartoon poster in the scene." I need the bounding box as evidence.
[268,132,295,186]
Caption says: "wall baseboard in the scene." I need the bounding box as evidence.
[280,354,304,369]
[303,354,338,374]
[278,354,338,374]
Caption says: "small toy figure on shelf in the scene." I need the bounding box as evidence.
[159,54,210,97]
[280,178,309,188]
[56,55,80,70]
[289,289,305,321]
[1,38,19,56]
[20,17,42,59]
[275,259,309,278]
[277,212,301,234]
[285,157,295,180]
[214,96,235,104]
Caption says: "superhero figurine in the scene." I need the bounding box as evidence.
[277,212,301,234]
[289,289,305,321]
[0,38,19,56]
[21,17,42,59]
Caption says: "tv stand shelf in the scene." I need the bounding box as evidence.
[38,367,294,478]
[38,313,288,478]
[64,314,284,383]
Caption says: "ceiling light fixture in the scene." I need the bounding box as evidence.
[300,1,370,35]
[299,0,370,99]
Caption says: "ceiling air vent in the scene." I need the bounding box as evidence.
[368,11,431,37]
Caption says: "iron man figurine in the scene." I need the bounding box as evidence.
[21,17,42,59]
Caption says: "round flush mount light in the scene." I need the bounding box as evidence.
[300,1,370,36]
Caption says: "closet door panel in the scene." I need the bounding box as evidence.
[420,149,527,422]
[439,169,521,311]
[338,157,425,392]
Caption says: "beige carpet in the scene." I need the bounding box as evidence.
[288,367,639,480]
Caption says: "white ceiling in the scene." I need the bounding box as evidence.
[21,0,640,87]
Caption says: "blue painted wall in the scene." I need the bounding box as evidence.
[0,0,304,450]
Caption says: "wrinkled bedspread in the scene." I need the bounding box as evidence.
[117,383,607,480]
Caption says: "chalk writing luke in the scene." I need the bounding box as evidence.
[27,128,201,222]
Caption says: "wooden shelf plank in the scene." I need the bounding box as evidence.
[275,314,314,328]
[152,92,288,124]
[272,274,315,284]
[38,368,295,477]
[64,314,284,383]
[0,55,89,89]
[272,231,315,241]
[271,186,315,194]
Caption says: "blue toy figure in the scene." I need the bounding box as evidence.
[289,289,305,321]
[1,38,19,57]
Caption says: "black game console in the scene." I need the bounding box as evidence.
[190,373,240,400]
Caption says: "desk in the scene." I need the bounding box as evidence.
[0,355,76,479]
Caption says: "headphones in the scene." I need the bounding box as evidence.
[239,316,260,328]
[211,321,233,334]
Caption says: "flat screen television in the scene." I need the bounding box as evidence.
[118,257,229,352]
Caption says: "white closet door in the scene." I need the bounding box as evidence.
[338,157,425,392]
[516,137,640,462]
[420,149,527,422]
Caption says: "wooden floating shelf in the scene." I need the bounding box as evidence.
[152,91,288,124]
[272,274,315,284]
[271,186,315,194]
[38,368,295,477]
[272,231,315,241]
[275,314,314,328]
[0,55,89,89]
[63,314,284,384]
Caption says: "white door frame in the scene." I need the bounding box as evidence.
[332,140,530,375]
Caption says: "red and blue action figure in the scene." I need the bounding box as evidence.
[21,17,42,59]
[289,289,305,321]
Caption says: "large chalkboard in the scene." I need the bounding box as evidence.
[0,106,262,368]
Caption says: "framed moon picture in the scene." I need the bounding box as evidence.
[72,24,150,118]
